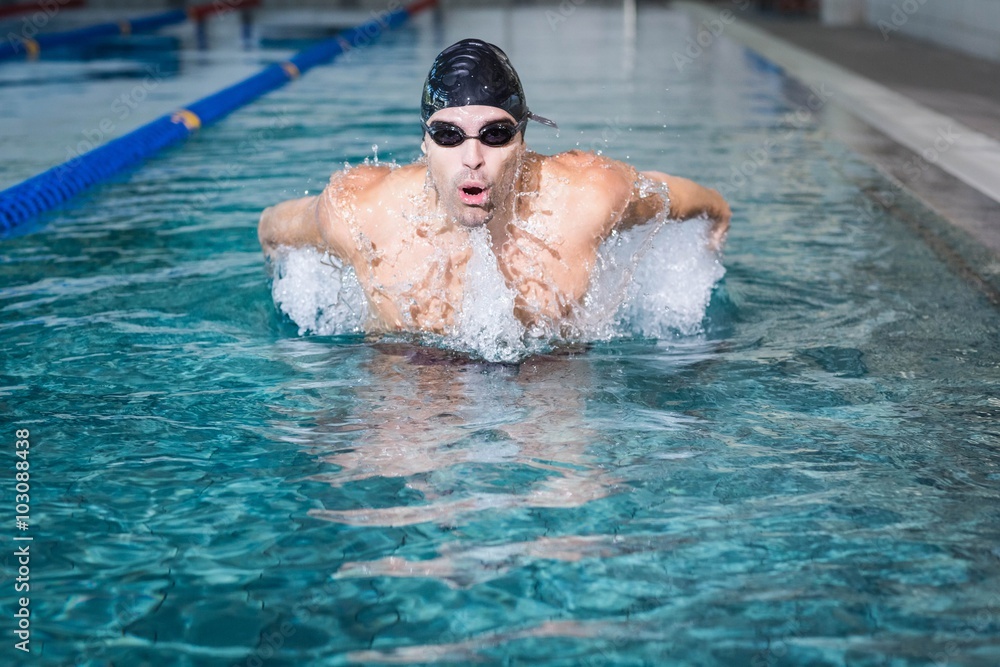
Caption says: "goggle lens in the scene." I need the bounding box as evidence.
[424,120,523,148]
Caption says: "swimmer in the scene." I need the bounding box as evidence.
[258,38,731,334]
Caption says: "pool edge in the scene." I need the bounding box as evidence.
[674,0,1000,304]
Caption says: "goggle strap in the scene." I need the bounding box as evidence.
[527,112,558,130]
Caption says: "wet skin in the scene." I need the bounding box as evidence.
[258,106,731,333]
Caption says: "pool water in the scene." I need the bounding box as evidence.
[2,5,999,666]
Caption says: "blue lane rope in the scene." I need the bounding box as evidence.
[0,3,429,234]
[0,9,189,61]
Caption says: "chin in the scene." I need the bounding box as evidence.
[453,206,493,229]
[457,216,490,229]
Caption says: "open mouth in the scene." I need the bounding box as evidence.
[458,183,488,205]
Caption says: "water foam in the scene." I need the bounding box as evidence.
[450,227,530,362]
[614,216,726,339]
[269,212,724,361]
[269,249,369,335]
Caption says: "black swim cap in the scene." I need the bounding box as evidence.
[420,38,557,129]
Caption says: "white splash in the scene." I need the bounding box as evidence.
[448,227,530,363]
[269,212,725,359]
[618,215,726,339]
[268,248,368,335]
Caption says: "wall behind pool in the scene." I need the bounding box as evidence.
[864,0,1000,63]
[23,0,1000,64]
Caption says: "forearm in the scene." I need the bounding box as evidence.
[641,171,731,249]
[642,172,727,222]
[257,195,322,257]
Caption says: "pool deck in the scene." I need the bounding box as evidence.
[676,1,1000,275]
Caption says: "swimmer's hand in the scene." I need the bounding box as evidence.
[642,171,731,251]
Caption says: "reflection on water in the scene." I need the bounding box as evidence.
[301,345,635,528]
[261,337,722,661]
[336,532,692,589]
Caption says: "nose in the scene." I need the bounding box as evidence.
[460,137,485,171]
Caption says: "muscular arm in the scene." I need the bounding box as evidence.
[552,152,730,252]
[258,167,378,260]
[257,195,324,258]
[640,170,731,249]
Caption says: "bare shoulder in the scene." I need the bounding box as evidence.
[530,151,638,236]
[325,163,397,202]
[324,162,424,209]
[539,150,636,201]
[317,162,423,248]
[259,162,424,259]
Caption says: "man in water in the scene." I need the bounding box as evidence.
[258,38,731,334]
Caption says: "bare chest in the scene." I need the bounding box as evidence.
[494,227,596,325]
[356,228,470,332]
[353,221,597,332]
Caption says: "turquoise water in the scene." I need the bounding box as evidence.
[2,5,1000,666]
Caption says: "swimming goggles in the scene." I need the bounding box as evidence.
[421,118,527,148]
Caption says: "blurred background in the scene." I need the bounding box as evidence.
[3,0,996,64]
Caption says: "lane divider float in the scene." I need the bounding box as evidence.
[0,0,438,234]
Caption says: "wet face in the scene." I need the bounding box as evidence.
[422,106,526,229]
